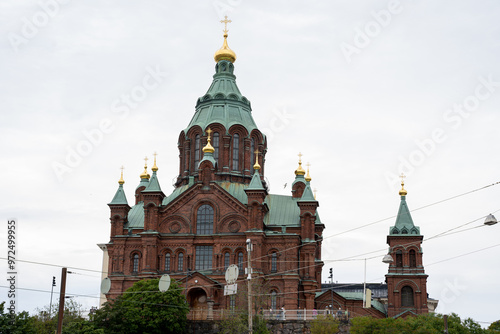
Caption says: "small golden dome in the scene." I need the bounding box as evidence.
[214,33,236,63]
[305,163,312,182]
[203,128,215,154]
[152,152,158,172]
[118,166,125,185]
[295,152,306,176]
[399,182,407,196]
[140,156,150,180]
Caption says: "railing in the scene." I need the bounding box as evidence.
[187,309,349,321]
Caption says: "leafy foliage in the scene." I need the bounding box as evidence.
[310,314,339,334]
[350,313,495,334]
[93,278,189,334]
[0,302,36,334]
[489,320,500,331]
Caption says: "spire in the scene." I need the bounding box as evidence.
[399,173,407,196]
[253,149,261,170]
[247,149,264,190]
[109,167,128,205]
[152,152,158,172]
[299,179,316,202]
[295,152,306,176]
[389,177,420,235]
[199,128,217,167]
[203,128,215,154]
[140,156,150,180]
[214,16,236,63]
[305,162,312,182]
[143,153,162,193]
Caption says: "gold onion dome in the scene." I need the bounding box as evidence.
[214,16,236,63]
[305,164,312,182]
[152,152,158,172]
[203,128,215,154]
[118,166,125,185]
[140,156,150,179]
[295,152,306,176]
[399,183,407,196]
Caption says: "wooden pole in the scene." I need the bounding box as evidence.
[247,240,253,334]
[56,268,67,334]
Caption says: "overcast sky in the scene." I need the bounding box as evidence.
[1,0,499,326]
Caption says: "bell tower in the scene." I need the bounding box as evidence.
[385,176,429,317]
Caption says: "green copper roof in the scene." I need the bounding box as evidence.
[109,184,128,205]
[298,182,316,202]
[199,151,216,168]
[185,60,259,135]
[292,174,306,187]
[125,201,144,229]
[162,184,190,206]
[143,171,162,193]
[217,182,248,204]
[247,170,265,190]
[264,195,301,227]
[389,196,420,235]
[136,178,149,190]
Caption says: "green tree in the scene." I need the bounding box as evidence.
[0,302,36,334]
[93,278,189,334]
[310,314,339,334]
[31,298,87,334]
[489,320,500,332]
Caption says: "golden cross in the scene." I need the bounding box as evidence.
[314,188,317,199]
[306,162,311,169]
[298,152,303,162]
[153,152,157,159]
[254,149,260,155]
[221,15,232,33]
[206,127,212,137]
[144,156,148,165]
[400,173,406,184]
[120,165,124,173]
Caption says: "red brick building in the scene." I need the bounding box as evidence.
[103,28,324,316]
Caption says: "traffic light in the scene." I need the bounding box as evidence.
[52,276,56,287]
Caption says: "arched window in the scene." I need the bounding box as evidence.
[250,138,255,167]
[396,250,403,267]
[194,134,201,168]
[271,252,277,273]
[224,252,230,270]
[132,254,139,273]
[165,253,171,272]
[213,132,219,163]
[409,250,416,267]
[178,252,184,272]
[196,205,214,235]
[238,252,244,272]
[271,290,277,310]
[401,286,414,307]
[232,134,239,170]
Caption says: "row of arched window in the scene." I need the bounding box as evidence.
[395,249,417,268]
[189,132,258,172]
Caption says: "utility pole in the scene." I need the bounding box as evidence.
[49,276,56,318]
[362,258,367,308]
[444,314,449,334]
[246,239,253,334]
[56,268,67,334]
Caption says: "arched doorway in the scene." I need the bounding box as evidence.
[188,288,208,320]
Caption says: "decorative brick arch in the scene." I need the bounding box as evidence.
[159,214,190,234]
[218,213,247,233]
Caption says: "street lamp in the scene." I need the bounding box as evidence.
[382,254,394,264]
[484,214,498,226]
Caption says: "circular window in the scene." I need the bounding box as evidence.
[228,221,240,233]
[169,222,181,234]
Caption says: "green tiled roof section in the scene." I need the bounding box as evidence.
[199,152,216,168]
[125,202,144,229]
[292,174,306,187]
[315,212,322,225]
[186,61,259,135]
[217,182,248,204]
[299,182,316,202]
[264,195,300,227]
[247,170,265,190]
[143,171,162,193]
[389,196,420,235]
[371,299,387,314]
[336,291,364,300]
[109,184,128,205]
[162,184,190,206]
[136,178,149,190]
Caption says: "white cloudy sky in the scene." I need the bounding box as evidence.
[1,0,499,325]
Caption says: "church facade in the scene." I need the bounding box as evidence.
[103,24,324,316]
[101,21,434,319]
